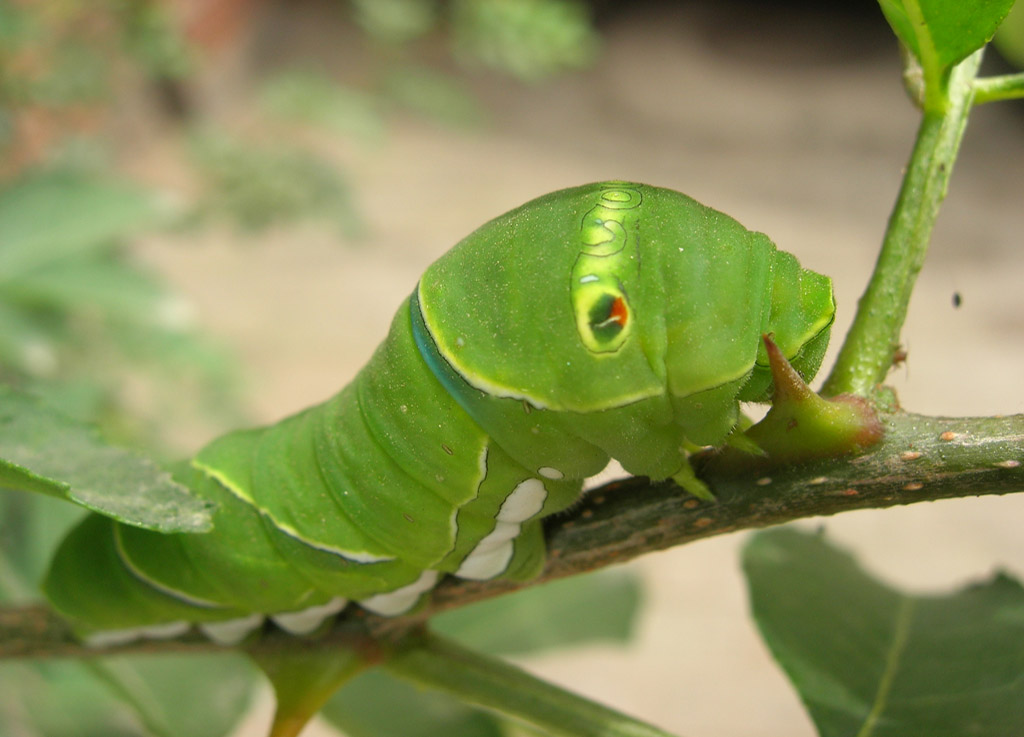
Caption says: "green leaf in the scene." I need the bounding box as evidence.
[0,655,254,737]
[89,654,255,737]
[877,0,1016,82]
[0,491,85,602]
[0,172,161,278]
[433,569,642,656]
[994,0,1024,67]
[0,661,148,737]
[743,527,1024,737]
[5,258,185,328]
[0,495,252,737]
[322,669,508,737]
[0,385,212,532]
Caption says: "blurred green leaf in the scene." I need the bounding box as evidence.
[87,654,255,737]
[0,2,27,44]
[0,172,161,277]
[323,669,508,737]
[0,493,253,737]
[261,70,385,143]
[5,258,191,331]
[0,384,212,532]
[0,0,193,116]
[6,257,177,321]
[0,301,58,378]
[994,0,1024,67]
[189,131,362,235]
[350,0,439,44]
[0,492,84,602]
[877,0,1016,78]
[434,569,642,656]
[743,527,1024,737]
[115,0,193,79]
[0,167,239,442]
[383,66,484,127]
[451,0,599,81]
[0,651,254,737]
[0,661,150,737]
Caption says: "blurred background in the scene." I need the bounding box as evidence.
[1,1,1023,735]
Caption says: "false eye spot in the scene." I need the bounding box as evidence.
[588,293,629,342]
[574,287,632,354]
[571,274,632,354]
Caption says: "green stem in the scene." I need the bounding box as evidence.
[821,50,982,398]
[251,646,369,737]
[383,631,682,737]
[973,72,1024,105]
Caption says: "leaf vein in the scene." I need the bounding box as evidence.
[857,595,915,737]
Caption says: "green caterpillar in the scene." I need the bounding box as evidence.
[43,182,835,646]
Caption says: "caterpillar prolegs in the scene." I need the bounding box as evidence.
[43,182,835,645]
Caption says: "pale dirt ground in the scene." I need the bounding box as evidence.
[130,4,1024,736]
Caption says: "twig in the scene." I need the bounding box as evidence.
[1,411,1021,660]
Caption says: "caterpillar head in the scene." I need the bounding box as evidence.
[418,182,834,418]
